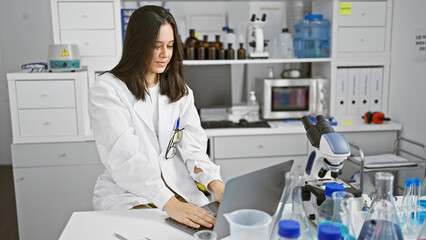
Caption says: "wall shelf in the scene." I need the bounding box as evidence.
[183,58,332,66]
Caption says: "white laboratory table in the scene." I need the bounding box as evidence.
[59,209,209,240]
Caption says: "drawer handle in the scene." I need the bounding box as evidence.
[58,153,66,158]
[41,92,49,97]
[360,38,364,42]
[82,13,89,18]
[84,41,90,46]
[361,12,366,17]
[43,120,51,125]
[258,144,263,149]
[17,177,25,182]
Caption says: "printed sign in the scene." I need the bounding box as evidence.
[413,27,426,61]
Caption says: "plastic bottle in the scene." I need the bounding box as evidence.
[247,91,259,122]
[318,224,341,240]
[318,182,345,226]
[223,27,238,58]
[278,219,300,240]
[270,172,313,240]
[278,28,294,58]
[331,191,356,240]
[293,14,330,58]
[400,178,413,233]
[357,172,403,240]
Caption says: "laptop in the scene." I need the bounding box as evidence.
[165,160,293,239]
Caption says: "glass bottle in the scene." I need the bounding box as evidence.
[185,44,195,60]
[270,172,313,240]
[226,43,235,60]
[218,46,225,60]
[357,172,403,240]
[331,191,356,240]
[197,45,205,60]
[237,43,246,59]
[208,42,217,60]
[202,35,210,57]
[213,35,222,51]
[185,29,199,49]
[278,219,300,240]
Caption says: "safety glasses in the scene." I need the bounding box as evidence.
[165,128,184,159]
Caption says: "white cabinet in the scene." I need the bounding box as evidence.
[50,0,122,86]
[209,133,308,182]
[7,71,91,143]
[11,142,104,240]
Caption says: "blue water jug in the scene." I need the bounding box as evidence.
[293,14,330,58]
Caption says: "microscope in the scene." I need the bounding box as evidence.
[301,115,362,224]
[248,14,269,59]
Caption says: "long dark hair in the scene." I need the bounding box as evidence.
[108,5,187,102]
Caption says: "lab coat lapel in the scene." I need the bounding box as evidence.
[158,94,177,154]
[133,100,155,134]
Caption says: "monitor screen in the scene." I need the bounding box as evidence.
[183,65,232,110]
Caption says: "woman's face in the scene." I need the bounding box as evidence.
[149,23,174,77]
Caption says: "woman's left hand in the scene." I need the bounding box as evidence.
[208,180,225,203]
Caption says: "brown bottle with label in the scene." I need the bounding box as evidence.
[185,29,199,49]
[237,43,246,59]
[197,45,205,60]
[213,35,222,51]
[185,44,195,60]
[208,42,217,60]
[202,35,210,58]
[226,43,235,60]
[218,46,225,60]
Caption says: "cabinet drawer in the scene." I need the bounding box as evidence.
[338,27,385,52]
[11,142,101,167]
[58,2,114,29]
[16,80,75,109]
[213,134,307,159]
[338,2,387,27]
[18,109,77,137]
[61,30,116,57]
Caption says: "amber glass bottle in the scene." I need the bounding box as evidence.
[226,43,235,60]
[185,29,199,49]
[185,44,195,60]
[218,46,225,60]
[202,35,210,57]
[197,45,205,60]
[213,35,222,51]
[208,42,217,60]
[237,43,246,59]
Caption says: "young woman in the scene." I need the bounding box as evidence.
[88,5,224,229]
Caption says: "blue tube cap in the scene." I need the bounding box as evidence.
[325,182,345,197]
[415,178,421,187]
[406,178,414,187]
[278,219,300,238]
[318,224,341,240]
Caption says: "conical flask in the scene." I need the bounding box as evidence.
[332,191,356,240]
[357,172,403,240]
[270,172,313,240]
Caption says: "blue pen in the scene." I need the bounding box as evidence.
[176,117,180,129]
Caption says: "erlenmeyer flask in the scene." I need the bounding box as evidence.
[332,191,356,240]
[357,172,403,240]
[270,172,313,240]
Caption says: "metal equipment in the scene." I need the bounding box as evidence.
[48,44,81,72]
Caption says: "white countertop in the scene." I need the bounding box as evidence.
[205,120,402,137]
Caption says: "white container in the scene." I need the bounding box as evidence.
[278,28,294,58]
[223,27,238,59]
[224,209,272,240]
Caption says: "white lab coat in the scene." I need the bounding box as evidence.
[89,73,222,211]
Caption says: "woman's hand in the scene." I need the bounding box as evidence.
[208,180,225,203]
[163,197,215,229]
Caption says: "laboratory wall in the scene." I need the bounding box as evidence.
[389,0,426,152]
[0,0,53,165]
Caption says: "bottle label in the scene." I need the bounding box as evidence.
[358,220,403,240]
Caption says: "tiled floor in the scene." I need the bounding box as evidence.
[0,165,19,240]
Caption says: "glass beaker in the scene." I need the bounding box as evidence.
[270,172,313,240]
[224,209,271,240]
[332,191,356,240]
[357,172,403,240]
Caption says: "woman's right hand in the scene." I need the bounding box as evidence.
[163,197,215,229]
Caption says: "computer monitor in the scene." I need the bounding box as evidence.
[183,65,232,110]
